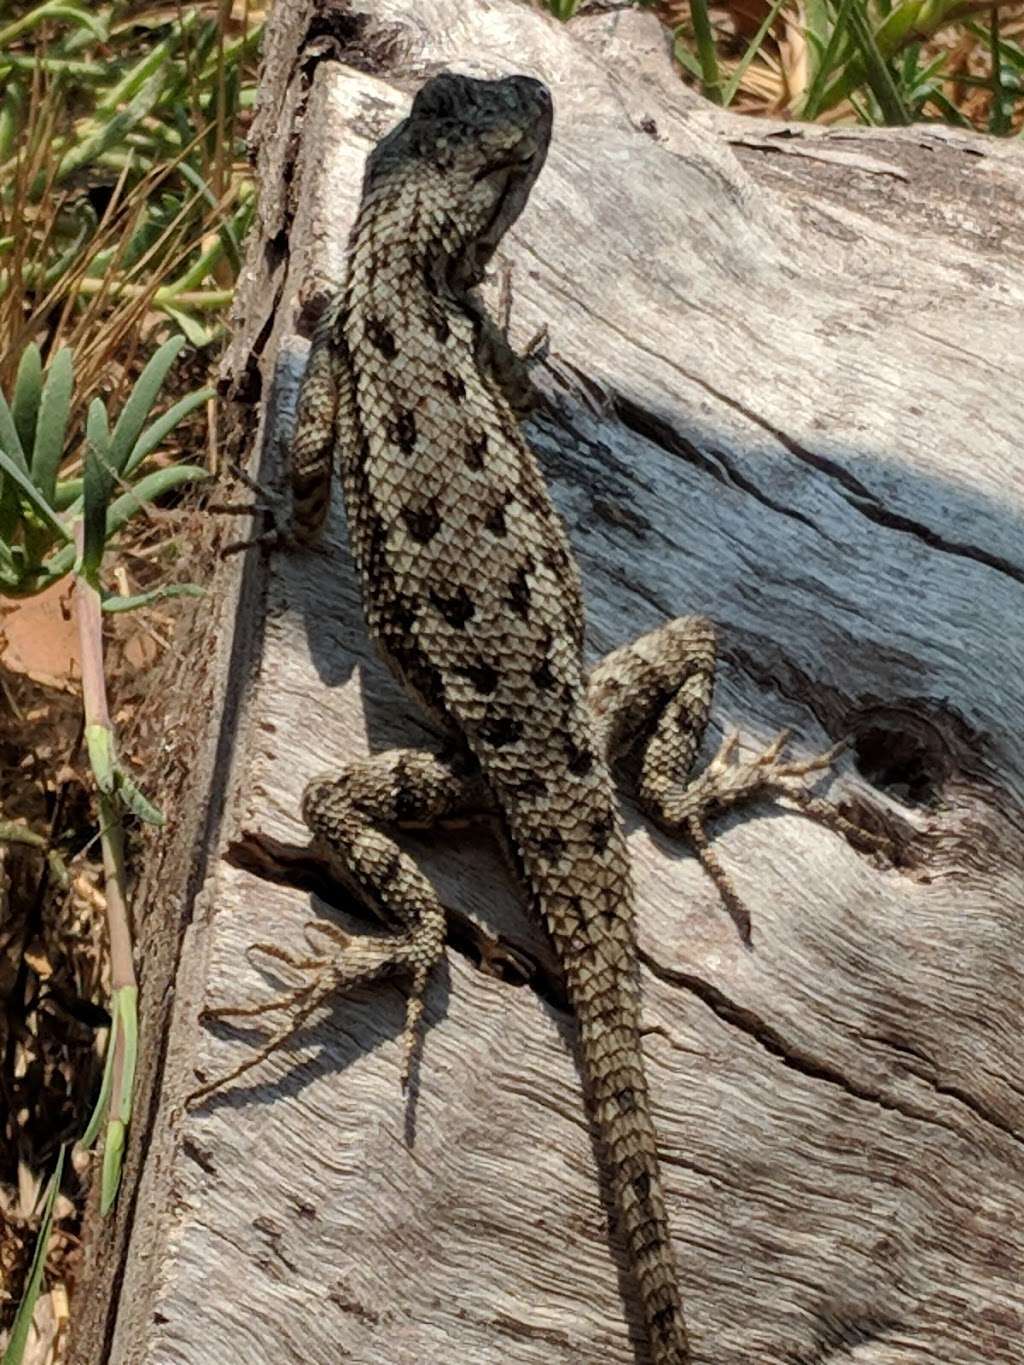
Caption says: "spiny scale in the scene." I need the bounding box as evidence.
[291,72,693,1361]
[281,67,881,1362]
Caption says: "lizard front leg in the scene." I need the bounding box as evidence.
[190,748,490,1102]
[587,616,887,942]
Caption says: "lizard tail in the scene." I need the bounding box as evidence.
[568,962,693,1364]
[500,769,693,1361]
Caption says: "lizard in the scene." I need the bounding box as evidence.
[197,71,886,1363]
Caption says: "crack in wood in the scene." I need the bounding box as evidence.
[638,950,1021,1146]
[682,375,1024,587]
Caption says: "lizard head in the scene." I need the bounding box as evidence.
[363,71,553,293]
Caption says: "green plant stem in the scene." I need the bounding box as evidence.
[72,521,138,1213]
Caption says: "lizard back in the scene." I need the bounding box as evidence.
[295,73,692,1363]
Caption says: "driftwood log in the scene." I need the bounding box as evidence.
[71,1,1024,1362]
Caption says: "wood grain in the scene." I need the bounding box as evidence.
[71,3,1024,1362]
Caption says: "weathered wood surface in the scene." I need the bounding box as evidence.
[73,1,1024,1362]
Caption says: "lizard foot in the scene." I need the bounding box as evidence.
[659,730,891,943]
[187,914,443,1103]
[208,462,287,557]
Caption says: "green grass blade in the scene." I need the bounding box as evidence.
[846,0,911,124]
[0,79,24,160]
[722,0,790,106]
[78,1007,117,1148]
[96,14,198,113]
[51,69,165,192]
[989,8,1010,134]
[1,1145,66,1365]
[30,347,74,503]
[921,85,973,126]
[0,2,105,47]
[672,37,704,82]
[800,0,857,119]
[690,0,724,104]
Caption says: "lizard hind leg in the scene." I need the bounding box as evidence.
[191,749,488,1103]
[587,616,882,941]
[301,749,486,1087]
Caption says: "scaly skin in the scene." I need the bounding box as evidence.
[202,71,886,1362]
[293,72,692,1362]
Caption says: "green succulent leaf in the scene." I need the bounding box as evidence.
[11,344,42,458]
[105,464,209,539]
[0,447,71,545]
[123,387,212,476]
[82,399,113,579]
[30,347,74,503]
[102,582,205,612]
[109,336,185,474]
[0,388,28,474]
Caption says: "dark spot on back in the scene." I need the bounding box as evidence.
[429,586,475,628]
[464,433,487,470]
[432,311,450,344]
[617,1087,637,1114]
[366,318,397,359]
[537,829,565,861]
[590,811,614,853]
[453,661,497,694]
[632,1170,651,1201]
[651,1306,678,1337]
[391,408,417,454]
[511,774,548,799]
[565,739,593,776]
[392,758,421,822]
[442,744,481,779]
[484,491,513,537]
[441,371,466,402]
[422,256,440,298]
[478,714,522,748]
[531,659,556,691]
[386,594,418,634]
[519,479,551,520]
[395,786,424,823]
[401,499,441,543]
[506,566,531,621]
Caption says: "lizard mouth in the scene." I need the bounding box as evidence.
[472,149,541,183]
[477,151,546,187]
